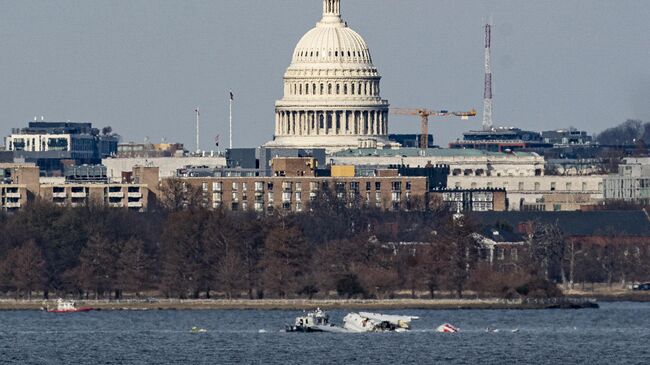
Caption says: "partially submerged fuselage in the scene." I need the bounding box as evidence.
[343,312,419,333]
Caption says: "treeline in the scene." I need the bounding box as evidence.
[596,119,650,147]
[0,191,648,300]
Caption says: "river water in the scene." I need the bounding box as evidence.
[0,302,648,364]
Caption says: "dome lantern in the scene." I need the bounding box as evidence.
[323,0,341,18]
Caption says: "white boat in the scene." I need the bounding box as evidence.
[286,308,350,333]
[342,312,419,333]
[46,298,93,313]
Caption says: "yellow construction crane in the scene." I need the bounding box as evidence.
[390,108,477,149]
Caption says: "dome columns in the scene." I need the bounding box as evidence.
[275,108,388,137]
[323,0,341,17]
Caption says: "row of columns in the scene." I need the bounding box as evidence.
[275,110,388,136]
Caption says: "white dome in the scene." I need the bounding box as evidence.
[291,23,373,65]
[266,0,395,153]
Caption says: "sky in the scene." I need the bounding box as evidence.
[0,0,648,150]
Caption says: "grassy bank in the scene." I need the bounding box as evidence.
[0,298,601,311]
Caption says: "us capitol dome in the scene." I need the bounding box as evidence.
[266,0,395,152]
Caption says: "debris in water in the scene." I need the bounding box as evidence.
[436,323,460,333]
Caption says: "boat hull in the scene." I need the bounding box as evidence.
[47,307,93,313]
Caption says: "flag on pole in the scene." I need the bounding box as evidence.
[229,90,234,101]
[195,108,200,116]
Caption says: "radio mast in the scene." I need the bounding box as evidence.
[482,22,493,131]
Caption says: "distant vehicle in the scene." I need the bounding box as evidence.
[632,283,650,291]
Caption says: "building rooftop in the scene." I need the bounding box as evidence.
[473,210,650,237]
[332,148,539,158]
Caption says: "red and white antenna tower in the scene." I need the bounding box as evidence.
[482,22,493,131]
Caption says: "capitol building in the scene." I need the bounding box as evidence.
[266,0,395,152]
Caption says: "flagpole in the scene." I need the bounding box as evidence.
[229,91,233,149]
[195,107,200,153]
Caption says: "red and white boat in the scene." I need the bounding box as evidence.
[46,298,93,313]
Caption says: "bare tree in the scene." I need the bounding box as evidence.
[116,238,153,297]
[5,240,46,299]
[77,234,120,299]
[260,226,310,298]
[529,221,566,283]
[159,178,204,212]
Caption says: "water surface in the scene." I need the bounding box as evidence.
[0,302,648,364]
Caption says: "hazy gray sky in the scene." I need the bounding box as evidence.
[1,0,648,149]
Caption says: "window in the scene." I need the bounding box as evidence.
[350,182,359,193]
[232,182,238,191]
[366,182,371,191]
[582,182,587,191]
[375,192,382,207]
[295,192,302,201]
[565,182,572,191]
[267,183,274,191]
[295,182,302,191]
[255,182,264,192]
[310,182,319,191]
[282,182,292,191]
[375,182,381,191]
[254,202,263,212]
[406,181,412,191]
[213,182,222,192]
[391,192,401,202]
[282,192,291,202]
[550,182,556,191]
[242,182,247,191]
[267,191,274,202]
[391,181,402,191]
[534,182,540,191]
[202,183,208,192]
[518,182,524,190]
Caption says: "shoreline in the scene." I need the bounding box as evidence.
[0,298,604,311]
